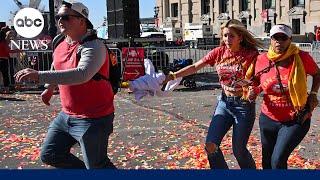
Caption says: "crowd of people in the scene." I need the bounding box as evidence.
[2,0,319,170]
[0,27,21,93]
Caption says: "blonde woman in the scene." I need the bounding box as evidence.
[164,19,263,169]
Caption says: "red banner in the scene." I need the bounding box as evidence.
[262,10,268,23]
[122,47,145,81]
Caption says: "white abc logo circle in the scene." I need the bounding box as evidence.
[14,8,44,38]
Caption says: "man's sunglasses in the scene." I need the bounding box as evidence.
[55,14,83,21]
[271,34,289,41]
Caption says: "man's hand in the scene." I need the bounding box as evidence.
[307,93,319,112]
[299,112,311,125]
[161,75,170,86]
[41,89,54,106]
[14,68,39,83]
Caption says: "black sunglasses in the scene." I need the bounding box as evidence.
[55,14,83,21]
[271,34,289,41]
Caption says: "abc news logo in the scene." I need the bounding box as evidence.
[14,8,44,38]
[12,8,49,51]
[15,16,42,28]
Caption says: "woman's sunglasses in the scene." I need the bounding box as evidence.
[271,34,289,41]
[55,14,83,21]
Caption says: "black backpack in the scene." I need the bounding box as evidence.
[52,33,121,95]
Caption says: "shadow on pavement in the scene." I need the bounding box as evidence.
[175,72,221,92]
[176,85,221,92]
[0,97,25,102]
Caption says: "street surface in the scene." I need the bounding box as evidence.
[0,73,319,169]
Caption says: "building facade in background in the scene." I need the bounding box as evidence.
[155,0,320,42]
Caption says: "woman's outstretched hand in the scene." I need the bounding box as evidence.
[161,75,170,85]
[247,86,260,103]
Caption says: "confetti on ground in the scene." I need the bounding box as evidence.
[0,91,319,169]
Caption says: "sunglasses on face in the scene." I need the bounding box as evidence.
[55,14,83,21]
[271,34,289,41]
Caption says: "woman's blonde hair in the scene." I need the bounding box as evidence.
[219,19,263,50]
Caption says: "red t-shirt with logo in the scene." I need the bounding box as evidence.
[202,46,259,92]
[0,41,10,58]
[255,51,318,122]
[53,40,114,118]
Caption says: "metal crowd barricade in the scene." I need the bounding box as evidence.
[144,43,318,74]
[293,43,313,52]
[3,48,123,89]
[143,45,218,74]
[6,50,53,88]
[312,41,320,50]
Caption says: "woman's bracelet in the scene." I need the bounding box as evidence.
[168,71,177,80]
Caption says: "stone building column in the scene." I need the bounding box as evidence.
[181,0,189,27]
[212,0,221,34]
[280,0,290,24]
[251,0,264,36]
[233,0,240,20]
[158,0,164,26]
[160,0,166,24]
[198,0,202,22]
[210,0,214,25]
[214,0,220,22]
[178,0,182,27]
[229,0,233,18]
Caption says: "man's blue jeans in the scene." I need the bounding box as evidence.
[40,111,115,169]
[206,93,256,169]
[259,112,310,169]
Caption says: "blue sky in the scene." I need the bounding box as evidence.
[0,0,155,29]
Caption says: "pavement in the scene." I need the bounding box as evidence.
[0,73,319,169]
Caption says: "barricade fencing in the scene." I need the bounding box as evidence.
[143,45,218,74]
[0,48,123,89]
[0,50,53,89]
[1,44,320,90]
[293,43,313,52]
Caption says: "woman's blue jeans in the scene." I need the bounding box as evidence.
[259,112,310,169]
[206,93,256,169]
[40,111,115,169]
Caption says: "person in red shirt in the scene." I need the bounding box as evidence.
[176,36,183,46]
[0,30,10,93]
[247,24,320,169]
[6,30,21,89]
[14,1,116,169]
[315,26,320,49]
[316,26,320,42]
[163,19,264,169]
